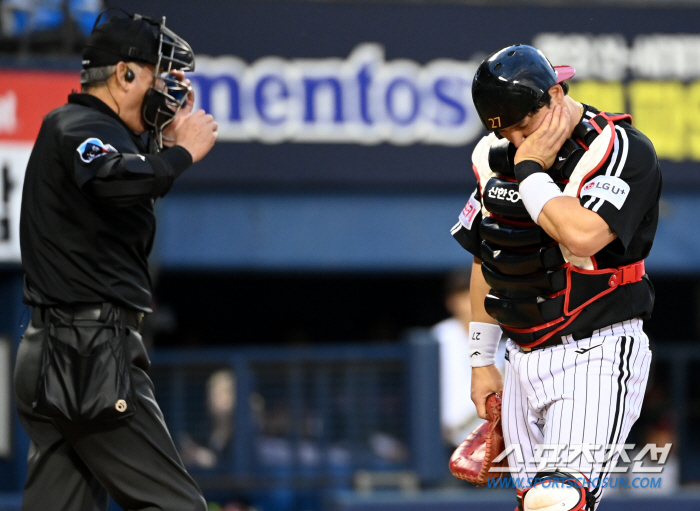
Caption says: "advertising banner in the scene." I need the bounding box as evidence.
[190,31,700,162]
[112,0,700,191]
[192,44,481,147]
[5,1,700,193]
[0,71,78,263]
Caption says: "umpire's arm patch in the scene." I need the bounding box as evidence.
[580,175,630,210]
[77,137,117,163]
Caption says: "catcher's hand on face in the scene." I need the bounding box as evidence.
[515,105,570,169]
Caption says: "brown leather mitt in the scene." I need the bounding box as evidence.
[449,393,508,485]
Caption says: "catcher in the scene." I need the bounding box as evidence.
[450,44,660,511]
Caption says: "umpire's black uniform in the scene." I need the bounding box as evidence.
[14,14,207,511]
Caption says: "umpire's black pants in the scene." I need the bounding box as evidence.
[14,307,207,511]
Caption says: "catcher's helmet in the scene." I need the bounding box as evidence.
[472,44,575,132]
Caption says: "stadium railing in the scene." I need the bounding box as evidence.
[148,329,444,502]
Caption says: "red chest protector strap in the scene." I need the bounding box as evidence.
[573,111,632,197]
[506,261,645,349]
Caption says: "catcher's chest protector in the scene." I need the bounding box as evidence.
[471,113,644,349]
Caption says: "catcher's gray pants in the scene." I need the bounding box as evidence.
[14,308,207,511]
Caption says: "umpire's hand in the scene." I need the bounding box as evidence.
[471,365,504,420]
[172,109,218,163]
[166,69,218,164]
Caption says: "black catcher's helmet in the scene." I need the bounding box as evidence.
[472,44,575,132]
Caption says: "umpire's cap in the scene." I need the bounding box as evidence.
[82,10,162,69]
[472,44,575,132]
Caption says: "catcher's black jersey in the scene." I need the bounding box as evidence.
[453,104,662,335]
[575,106,661,269]
[20,93,192,311]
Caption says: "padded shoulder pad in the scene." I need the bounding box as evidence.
[472,134,499,194]
[482,177,530,219]
[488,138,517,177]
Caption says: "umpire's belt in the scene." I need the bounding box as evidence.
[32,303,145,332]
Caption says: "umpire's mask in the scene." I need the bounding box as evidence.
[141,16,195,148]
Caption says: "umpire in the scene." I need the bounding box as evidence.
[14,10,216,511]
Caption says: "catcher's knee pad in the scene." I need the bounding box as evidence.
[519,468,596,511]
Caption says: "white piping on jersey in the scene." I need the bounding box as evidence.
[591,124,630,212]
[614,125,629,178]
[592,197,605,213]
[604,127,621,176]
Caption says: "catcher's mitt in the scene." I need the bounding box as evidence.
[449,393,508,485]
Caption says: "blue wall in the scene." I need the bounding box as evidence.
[0,272,28,493]
[156,192,697,274]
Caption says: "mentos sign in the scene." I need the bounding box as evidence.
[190,44,483,146]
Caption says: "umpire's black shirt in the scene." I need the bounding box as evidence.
[20,93,192,312]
